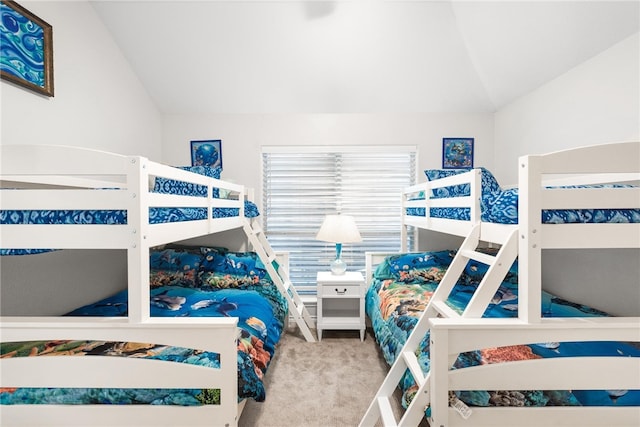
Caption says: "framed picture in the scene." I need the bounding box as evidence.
[191,140,222,169]
[0,0,54,97]
[442,138,474,169]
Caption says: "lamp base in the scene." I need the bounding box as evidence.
[330,258,347,275]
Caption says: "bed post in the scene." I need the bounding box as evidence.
[428,323,450,427]
[127,156,151,323]
[401,191,409,252]
[469,168,481,224]
[518,154,542,323]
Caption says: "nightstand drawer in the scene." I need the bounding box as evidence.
[320,284,361,298]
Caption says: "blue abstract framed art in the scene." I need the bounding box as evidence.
[0,0,54,97]
[191,140,223,169]
[442,137,474,169]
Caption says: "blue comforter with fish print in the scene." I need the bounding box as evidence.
[0,246,288,406]
[366,250,640,410]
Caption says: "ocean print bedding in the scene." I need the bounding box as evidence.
[0,246,288,406]
[406,168,640,225]
[366,250,640,411]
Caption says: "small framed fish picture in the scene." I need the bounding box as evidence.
[442,138,474,169]
[191,139,222,170]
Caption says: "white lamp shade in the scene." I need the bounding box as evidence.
[316,215,362,244]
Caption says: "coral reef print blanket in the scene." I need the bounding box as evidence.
[365,250,640,410]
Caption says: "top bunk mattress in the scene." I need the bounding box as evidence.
[0,166,259,255]
[0,200,260,226]
[406,167,640,224]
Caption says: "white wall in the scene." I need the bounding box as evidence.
[1,1,163,315]
[1,1,162,158]
[493,32,640,316]
[493,32,639,186]
[162,112,494,256]
[162,113,495,204]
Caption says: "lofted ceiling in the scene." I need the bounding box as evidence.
[91,0,640,114]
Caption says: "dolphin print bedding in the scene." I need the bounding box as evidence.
[366,250,640,410]
[0,246,287,406]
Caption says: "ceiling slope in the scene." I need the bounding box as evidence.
[91,0,640,114]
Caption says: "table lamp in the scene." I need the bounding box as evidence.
[316,214,362,275]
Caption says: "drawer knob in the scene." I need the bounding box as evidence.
[335,288,347,294]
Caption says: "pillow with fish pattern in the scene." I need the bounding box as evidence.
[198,271,262,290]
[149,248,204,288]
[150,269,198,289]
[162,243,229,256]
[383,250,456,281]
[150,248,203,272]
[200,251,269,280]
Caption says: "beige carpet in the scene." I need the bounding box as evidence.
[239,326,416,427]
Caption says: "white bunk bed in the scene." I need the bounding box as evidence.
[0,144,313,427]
[361,141,640,426]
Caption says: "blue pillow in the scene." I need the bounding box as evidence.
[424,167,501,199]
[154,166,222,198]
[424,169,470,198]
[481,188,519,224]
[244,200,260,218]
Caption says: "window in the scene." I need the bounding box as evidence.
[262,146,416,294]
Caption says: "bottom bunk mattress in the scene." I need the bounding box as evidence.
[366,250,640,411]
[1,247,288,406]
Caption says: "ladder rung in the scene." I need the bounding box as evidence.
[431,300,461,319]
[243,219,315,342]
[377,397,397,427]
[402,351,426,387]
[300,295,316,306]
[293,302,304,316]
[461,249,495,266]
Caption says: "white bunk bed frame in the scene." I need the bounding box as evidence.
[361,141,640,427]
[0,144,312,427]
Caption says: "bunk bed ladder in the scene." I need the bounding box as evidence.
[243,219,316,342]
[359,224,518,426]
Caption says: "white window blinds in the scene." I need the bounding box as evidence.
[262,146,416,294]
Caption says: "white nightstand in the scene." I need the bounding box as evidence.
[316,271,366,341]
